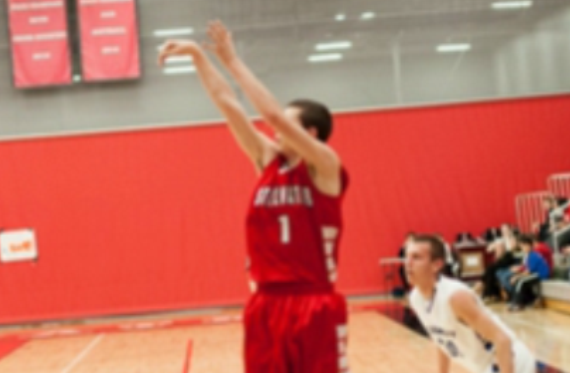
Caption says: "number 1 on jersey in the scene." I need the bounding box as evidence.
[278,215,291,244]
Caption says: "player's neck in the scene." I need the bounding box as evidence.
[417,279,437,300]
[281,151,302,167]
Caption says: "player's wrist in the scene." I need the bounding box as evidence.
[223,55,243,72]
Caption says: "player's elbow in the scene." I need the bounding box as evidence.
[492,332,512,353]
[262,110,286,129]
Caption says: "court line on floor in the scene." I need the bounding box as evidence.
[1,300,401,343]
[60,334,104,373]
[182,340,193,373]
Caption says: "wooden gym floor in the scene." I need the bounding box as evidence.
[0,301,568,373]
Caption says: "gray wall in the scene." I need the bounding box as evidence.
[0,0,569,138]
[494,7,570,96]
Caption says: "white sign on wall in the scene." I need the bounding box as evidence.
[0,229,38,263]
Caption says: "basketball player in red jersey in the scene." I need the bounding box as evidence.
[158,21,349,373]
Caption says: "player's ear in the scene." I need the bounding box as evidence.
[433,259,444,274]
[307,126,318,139]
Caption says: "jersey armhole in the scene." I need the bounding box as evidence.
[304,163,348,199]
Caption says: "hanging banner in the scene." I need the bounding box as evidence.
[0,229,38,263]
[7,0,72,88]
[78,0,141,81]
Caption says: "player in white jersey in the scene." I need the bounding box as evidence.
[406,235,536,373]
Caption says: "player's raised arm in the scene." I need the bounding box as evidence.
[449,291,514,373]
[158,39,277,173]
[205,21,341,183]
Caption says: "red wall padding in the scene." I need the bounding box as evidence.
[1,95,570,324]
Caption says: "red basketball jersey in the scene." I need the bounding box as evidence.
[246,155,349,285]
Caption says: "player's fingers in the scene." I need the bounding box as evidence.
[219,21,229,35]
[213,20,227,39]
[207,21,219,36]
[217,21,231,39]
[216,20,226,32]
[212,25,225,43]
[206,26,218,43]
[157,52,167,66]
[160,41,176,54]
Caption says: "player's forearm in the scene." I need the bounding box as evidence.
[494,336,514,373]
[437,348,450,373]
[224,58,286,130]
[193,52,268,164]
[193,51,238,106]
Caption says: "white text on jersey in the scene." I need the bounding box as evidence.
[254,186,314,207]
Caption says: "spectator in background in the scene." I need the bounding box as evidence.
[533,236,553,273]
[546,209,570,250]
[552,209,569,231]
[455,232,477,246]
[501,224,518,252]
[475,239,519,303]
[435,233,458,277]
[496,235,524,301]
[483,226,502,243]
[535,195,556,242]
[554,196,568,214]
[550,197,569,228]
[508,235,550,312]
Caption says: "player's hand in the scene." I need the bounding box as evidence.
[205,20,239,65]
[158,39,202,67]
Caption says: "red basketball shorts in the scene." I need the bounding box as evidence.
[244,285,349,373]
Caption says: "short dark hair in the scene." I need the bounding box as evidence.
[288,99,333,142]
[518,234,534,247]
[414,234,446,262]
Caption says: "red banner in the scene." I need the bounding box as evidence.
[78,0,141,82]
[7,0,72,88]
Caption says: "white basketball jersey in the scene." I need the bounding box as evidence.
[410,276,534,373]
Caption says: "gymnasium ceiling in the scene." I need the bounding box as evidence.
[138,0,570,63]
[0,0,568,68]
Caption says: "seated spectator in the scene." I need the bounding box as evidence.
[545,197,570,249]
[534,195,556,242]
[508,235,550,312]
[553,196,568,218]
[551,210,568,232]
[501,224,518,251]
[546,211,570,250]
[455,232,477,246]
[483,227,502,243]
[533,237,553,274]
[474,239,519,303]
[435,233,458,277]
[495,235,524,301]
